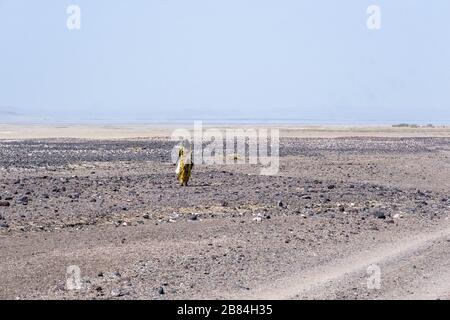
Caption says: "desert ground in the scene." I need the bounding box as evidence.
[1,124,450,300]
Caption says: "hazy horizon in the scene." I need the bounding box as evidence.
[1,1,450,124]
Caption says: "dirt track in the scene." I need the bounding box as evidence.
[1,128,450,299]
[232,223,450,300]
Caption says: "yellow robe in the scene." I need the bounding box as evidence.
[176,147,194,186]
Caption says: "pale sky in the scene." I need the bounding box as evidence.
[0,0,449,123]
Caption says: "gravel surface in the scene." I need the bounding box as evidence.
[1,135,450,299]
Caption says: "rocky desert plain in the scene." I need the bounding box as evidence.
[1,124,450,300]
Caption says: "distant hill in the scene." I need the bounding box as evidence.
[0,106,20,116]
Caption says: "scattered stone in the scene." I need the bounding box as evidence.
[158,286,165,294]
[0,201,10,207]
[111,288,125,297]
[327,184,336,190]
[371,210,386,219]
[188,214,199,221]
[16,196,29,205]
[393,213,403,219]
[417,190,427,197]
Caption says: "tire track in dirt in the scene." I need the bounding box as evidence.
[232,222,450,299]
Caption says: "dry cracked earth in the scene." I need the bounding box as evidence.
[1,135,450,300]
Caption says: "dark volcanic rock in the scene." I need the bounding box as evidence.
[371,209,386,219]
[188,214,199,221]
[16,196,29,205]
